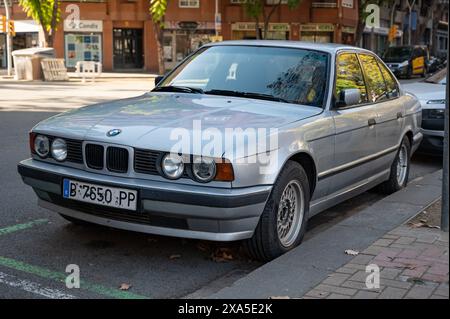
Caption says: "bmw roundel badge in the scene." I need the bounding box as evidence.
[107,129,122,137]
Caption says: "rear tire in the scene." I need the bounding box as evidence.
[378,136,411,194]
[244,161,310,261]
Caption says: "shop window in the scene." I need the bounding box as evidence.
[65,33,102,68]
[179,0,199,8]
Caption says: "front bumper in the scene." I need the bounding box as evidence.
[18,159,271,241]
[419,129,444,153]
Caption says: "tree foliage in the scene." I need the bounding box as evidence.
[18,0,60,47]
[243,0,303,39]
[149,0,169,74]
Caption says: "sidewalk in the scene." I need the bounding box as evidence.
[209,170,448,299]
[305,200,448,299]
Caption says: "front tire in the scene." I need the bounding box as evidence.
[244,161,310,261]
[378,136,411,194]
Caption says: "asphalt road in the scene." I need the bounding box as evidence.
[0,78,443,299]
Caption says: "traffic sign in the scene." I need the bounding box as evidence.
[8,20,15,36]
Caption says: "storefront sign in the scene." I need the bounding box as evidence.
[341,0,354,9]
[64,20,103,33]
[342,26,356,34]
[178,21,199,30]
[231,23,290,32]
[300,24,334,32]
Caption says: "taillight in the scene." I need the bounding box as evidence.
[29,132,36,154]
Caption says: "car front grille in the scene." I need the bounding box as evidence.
[107,147,129,173]
[85,144,104,170]
[134,149,162,175]
[65,140,83,163]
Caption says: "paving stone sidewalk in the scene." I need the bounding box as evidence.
[304,204,449,299]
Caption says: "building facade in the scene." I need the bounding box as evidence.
[1,0,359,72]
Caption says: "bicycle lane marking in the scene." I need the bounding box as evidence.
[0,219,149,299]
[0,271,77,299]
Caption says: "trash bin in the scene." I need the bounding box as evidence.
[12,48,55,80]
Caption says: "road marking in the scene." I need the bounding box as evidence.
[0,271,77,299]
[0,219,48,236]
[0,256,148,299]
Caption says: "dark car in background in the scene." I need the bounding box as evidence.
[383,45,428,78]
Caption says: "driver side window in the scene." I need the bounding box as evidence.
[335,53,368,105]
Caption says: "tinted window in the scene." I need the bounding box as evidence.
[383,46,412,61]
[359,54,388,102]
[377,59,399,98]
[335,53,368,104]
[161,46,329,107]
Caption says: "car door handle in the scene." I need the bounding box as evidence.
[368,118,377,126]
[397,112,403,119]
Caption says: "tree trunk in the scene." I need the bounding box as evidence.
[354,20,366,46]
[153,23,165,74]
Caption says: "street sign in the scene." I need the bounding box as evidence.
[388,25,398,42]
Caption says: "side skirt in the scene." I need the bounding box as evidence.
[309,169,390,217]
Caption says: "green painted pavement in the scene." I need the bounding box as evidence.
[0,219,49,236]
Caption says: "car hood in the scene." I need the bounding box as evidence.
[402,82,446,109]
[34,92,322,157]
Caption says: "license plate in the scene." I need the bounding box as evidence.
[63,179,137,211]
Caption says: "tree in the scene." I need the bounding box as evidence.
[149,0,168,74]
[19,0,60,47]
[243,0,302,40]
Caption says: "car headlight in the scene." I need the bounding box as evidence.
[161,153,184,179]
[51,138,67,161]
[399,60,409,68]
[192,156,217,183]
[34,135,50,158]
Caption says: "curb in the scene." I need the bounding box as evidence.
[208,170,443,299]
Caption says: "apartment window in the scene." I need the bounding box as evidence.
[266,0,288,4]
[179,0,200,8]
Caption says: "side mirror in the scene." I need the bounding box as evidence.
[336,88,361,108]
[154,75,164,86]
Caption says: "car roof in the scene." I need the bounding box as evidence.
[203,40,372,55]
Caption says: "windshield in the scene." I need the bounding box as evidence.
[158,45,329,108]
[425,68,447,85]
[383,47,412,61]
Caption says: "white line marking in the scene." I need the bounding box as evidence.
[0,271,77,299]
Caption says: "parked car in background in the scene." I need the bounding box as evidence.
[18,42,422,261]
[383,45,428,78]
[403,68,447,154]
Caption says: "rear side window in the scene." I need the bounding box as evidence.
[359,54,388,102]
[377,59,399,98]
[335,53,368,104]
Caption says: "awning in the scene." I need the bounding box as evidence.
[0,19,39,34]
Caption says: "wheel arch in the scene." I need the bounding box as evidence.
[284,152,317,197]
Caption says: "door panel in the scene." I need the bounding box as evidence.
[113,28,144,69]
[326,52,378,195]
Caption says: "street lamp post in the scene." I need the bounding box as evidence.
[3,0,12,76]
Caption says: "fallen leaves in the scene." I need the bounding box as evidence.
[119,283,131,291]
[408,220,441,229]
[344,249,360,256]
[211,248,234,263]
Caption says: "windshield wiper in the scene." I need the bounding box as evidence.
[153,86,204,94]
[204,89,291,104]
